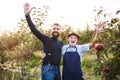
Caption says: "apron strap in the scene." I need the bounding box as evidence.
[65,46,77,52]
[48,38,62,65]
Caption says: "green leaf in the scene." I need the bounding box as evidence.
[116,10,120,15]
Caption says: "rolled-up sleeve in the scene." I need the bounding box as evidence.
[78,43,90,54]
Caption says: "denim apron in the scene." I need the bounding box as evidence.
[62,46,84,80]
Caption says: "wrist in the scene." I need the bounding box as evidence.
[92,39,98,47]
[25,13,29,16]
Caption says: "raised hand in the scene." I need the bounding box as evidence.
[23,3,31,15]
[96,21,106,32]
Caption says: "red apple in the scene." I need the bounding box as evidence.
[95,43,104,51]
[1,61,4,64]
[103,67,109,74]
[111,18,119,24]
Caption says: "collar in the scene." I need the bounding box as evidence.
[69,45,77,48]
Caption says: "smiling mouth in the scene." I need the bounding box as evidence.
[71,41,75,43]
[53,31,58,33]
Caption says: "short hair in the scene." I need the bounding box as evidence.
[52,23,60,26]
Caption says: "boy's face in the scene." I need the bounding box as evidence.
[68,35,78,46]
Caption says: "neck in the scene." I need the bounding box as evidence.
[69,44,76,47]
[52,37,58,39]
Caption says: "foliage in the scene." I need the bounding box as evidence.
[0,5,48,80]
[93,8,120,80]
[60,24,73,44]
[78,24,94,44]
[82,53,101,80]
[0,6,120,80]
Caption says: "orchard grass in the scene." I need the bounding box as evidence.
[82,53,101,80]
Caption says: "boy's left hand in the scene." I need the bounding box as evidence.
[96,21,106,32]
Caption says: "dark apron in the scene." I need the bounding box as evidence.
[62,47,84,80]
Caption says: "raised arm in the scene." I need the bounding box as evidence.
[90,21,106,49]
[23,3,48,42]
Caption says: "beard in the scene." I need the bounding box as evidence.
[52,31,59,38]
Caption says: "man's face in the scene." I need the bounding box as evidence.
[51,25,61,38]
[68,35,78,46]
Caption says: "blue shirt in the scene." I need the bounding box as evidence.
[62,44,90,61]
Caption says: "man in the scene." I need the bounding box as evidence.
[23,3,63,80]
[61,22,106,80]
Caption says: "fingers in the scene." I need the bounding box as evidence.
[95,21,106,32]
[101,22,106,27]
[41,52,46,59]
[96,21,102,27]
[24,3,30,9]
[97,21,106,28]
[23,3,31,15]
[24,3,30,7]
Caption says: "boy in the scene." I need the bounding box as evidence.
[61,22,106,80]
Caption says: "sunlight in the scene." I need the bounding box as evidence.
[0,0,120,32]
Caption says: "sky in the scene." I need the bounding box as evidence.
[0,0,120,33]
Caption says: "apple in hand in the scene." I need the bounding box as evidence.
[95,43,104,51]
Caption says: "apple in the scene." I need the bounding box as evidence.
[95,43,104,51]
[111,18,119,24]
[1,61,4,64]
[103,67,109,74]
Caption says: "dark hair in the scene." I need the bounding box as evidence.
[68,32,80,39]
[52,23,60,26]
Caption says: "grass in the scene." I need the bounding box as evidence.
[0,52,101,80]
[82,53,101,80]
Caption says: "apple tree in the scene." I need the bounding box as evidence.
[93,8,120,80]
